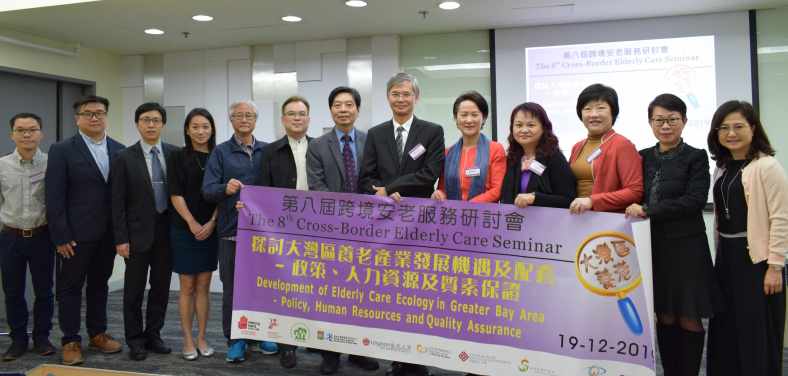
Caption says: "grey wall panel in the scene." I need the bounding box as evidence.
[252,45,275,102]
[144,53,164,105]
[59,82,85,139]
[0,73,57,154]
[347,38,373,132]
[163,106,185,147]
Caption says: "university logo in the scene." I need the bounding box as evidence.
[317,331,324,340]
[363,338,370,346]
[238,316,248,330]
[290,323,310,343]
[459,351,469,362]
[417,344,427,354]
[268,318,279,329]
[327,333,334,342]
[518,359,530,372]
[582,365,606,375]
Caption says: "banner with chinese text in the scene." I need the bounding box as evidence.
[232,186,655,376]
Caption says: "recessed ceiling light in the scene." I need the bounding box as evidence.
[439,1,460,10]
[282,16,302,22]
[192,15,213,21]
[145,29,164,35]
[424,56,437,59]
[477,49,490,53]
[345,0,367,7]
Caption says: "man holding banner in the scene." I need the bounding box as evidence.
[306,86,380,374]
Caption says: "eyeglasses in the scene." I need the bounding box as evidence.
[283,111,309,118]
[389,92,414,100]
[78,111,108,120]
[139,117,163,126]
[717,124,750,135]
[12,129,41,135]
[232,113,256,120]
[651,118,682,126]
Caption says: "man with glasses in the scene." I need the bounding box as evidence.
[0,113,57,361]
[46,95,126,365]
[201,99,276,363]
[357,73,444,376]
[111,103,177,361]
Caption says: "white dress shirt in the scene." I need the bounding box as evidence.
[288,135,309,191]
[392,115,414,157]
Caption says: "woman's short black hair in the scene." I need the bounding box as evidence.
[452,91,489,119]
[184,108,217,153]
[135,102,167,124]
[328,86,361,109]
[707,100,775,168]
[648,93,687,119]
[575,84,619,125]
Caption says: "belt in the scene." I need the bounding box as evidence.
[2,224,49,237]
[719,231,748,238]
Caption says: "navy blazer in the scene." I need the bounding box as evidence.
[111,141,177,251]
[45,132,126,246]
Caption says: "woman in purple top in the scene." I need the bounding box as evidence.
[500,102,575,208]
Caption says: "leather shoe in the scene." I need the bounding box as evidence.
[129,344,147,361]
[319,353,340,374]
[144,338,172,354]
[33,338,57,356]
[280,349,296,368]
[349,354,379,370]
[386,361,406,376]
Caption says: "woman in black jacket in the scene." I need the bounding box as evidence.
[500,102,575,208]
[625,94,725,376]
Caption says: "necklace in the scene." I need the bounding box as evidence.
[720,159,749,220]
[194,150,207,171]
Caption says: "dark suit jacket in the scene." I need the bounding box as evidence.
[111,141,177,252]
[257,135,314,188]
[45,133,125,246]
[306,128,366,193]
[639,143,710,239]
[500,151,576,208]
[357,116,445,198]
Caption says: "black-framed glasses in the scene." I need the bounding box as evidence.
[78,111,108,120]
[650,118,682,126]
[12,129,41,135]
[139,117,163,126]
[716,124,749,135]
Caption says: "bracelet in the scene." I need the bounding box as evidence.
[769,264,783,271]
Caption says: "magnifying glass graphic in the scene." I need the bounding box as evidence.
[665,64,699,109]
[575,232,643,336]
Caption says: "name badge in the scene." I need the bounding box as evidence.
[586,147,603,163]
[409,143,426,160]
[465,167,481,177]
[529,161,546,176]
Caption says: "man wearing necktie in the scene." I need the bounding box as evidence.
[111,103,178,361]
[306,86,380,374]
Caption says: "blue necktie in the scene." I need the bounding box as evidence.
[341,134,356,193]
[150,147,167,213]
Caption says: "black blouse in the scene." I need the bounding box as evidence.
[500,151,575,208]
[713,159,749,234]
[167,148,217,231]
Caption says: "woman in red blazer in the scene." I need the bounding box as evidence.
[568,84,643,214]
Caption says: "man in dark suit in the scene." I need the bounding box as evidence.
[111,102,177,361]
[306,87,379,375]
[45,95,125,366]
[357,73,444,376]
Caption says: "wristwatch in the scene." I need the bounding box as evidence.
[210,217,217,223]
[769,264,784,271]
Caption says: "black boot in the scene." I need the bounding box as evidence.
[676,327,706,376]
[657,323,679,376]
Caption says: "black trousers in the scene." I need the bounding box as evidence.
[122,217,173,347]
[57,229,115,346]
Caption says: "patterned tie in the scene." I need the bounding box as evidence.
[396,126,404,164]
[341,134,356,193]
[150,147,167,213]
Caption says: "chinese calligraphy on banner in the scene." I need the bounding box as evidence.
[232,186,655,376]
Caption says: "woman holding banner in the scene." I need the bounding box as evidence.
[624,94,725,376]
[704,100,787,376]
[500,102,575,208]
[568,84,643,214]
[168,108,219,360]
[432,91,506,203]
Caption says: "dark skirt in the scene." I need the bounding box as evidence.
[651,224,726,317]
[706,236,786,376]
[171,227,218,275]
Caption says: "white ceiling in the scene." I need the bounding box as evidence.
[0,0,786,56]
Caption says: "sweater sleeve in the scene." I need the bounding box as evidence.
[762,160,788,265]
[471,142,506,203]
[590,139,644,212]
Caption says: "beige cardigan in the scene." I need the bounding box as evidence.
[713,153,788,266]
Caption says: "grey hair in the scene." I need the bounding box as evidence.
[386,72,419,97]
[228,99,259,120]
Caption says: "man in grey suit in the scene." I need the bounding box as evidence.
[305,86,379,375]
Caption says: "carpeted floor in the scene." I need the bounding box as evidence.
[1,290,787,375]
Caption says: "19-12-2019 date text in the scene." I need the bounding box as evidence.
[558,335,653,361]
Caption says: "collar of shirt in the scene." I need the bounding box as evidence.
[287,135,307,148]
[233,134,256,154]
[12,148,43,166]
[79,130,107,146]
[334,126,355,143]
[393,115,414,133]
[140,139,163,156]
